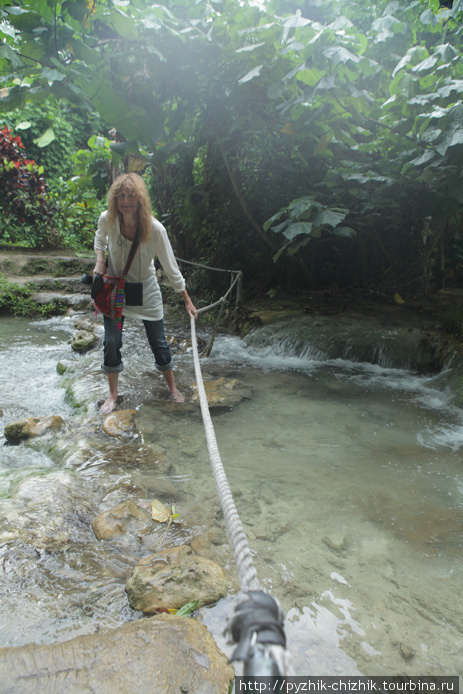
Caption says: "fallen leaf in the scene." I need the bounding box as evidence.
[176,600,199,617]
[394,292,405,304]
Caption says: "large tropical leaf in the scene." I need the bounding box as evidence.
[282,221,313,241]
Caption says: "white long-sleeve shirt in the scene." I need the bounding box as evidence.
[94,211,186,321]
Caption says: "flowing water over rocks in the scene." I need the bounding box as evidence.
[0,298,462,688]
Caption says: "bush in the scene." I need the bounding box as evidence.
[47,176,105,250]
[1,102,112,250]
[4,98,106,181]
[0,274,66,317]
[0,126,55,248]
[48,135,112,250]
[441,306,463,337]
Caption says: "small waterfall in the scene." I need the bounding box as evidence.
[244,315,439,372]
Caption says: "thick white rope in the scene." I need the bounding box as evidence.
[190,314,260,593]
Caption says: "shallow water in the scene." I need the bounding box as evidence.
[0,315,461,677]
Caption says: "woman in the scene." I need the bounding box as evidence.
[93,173,197,413]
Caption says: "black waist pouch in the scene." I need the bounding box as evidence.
[125,281,143,306]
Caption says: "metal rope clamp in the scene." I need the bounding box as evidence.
[230,590,287,676]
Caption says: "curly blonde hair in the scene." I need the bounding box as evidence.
[107,173,153,243]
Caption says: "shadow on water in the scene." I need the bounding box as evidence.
[0,315,461,676]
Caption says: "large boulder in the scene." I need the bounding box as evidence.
[3,415,64,444]
[0,613,234,694]
[125,544,230,614]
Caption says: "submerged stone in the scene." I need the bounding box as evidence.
[4,415,65,445]
[102,409,138,437]
[399,641,416,660]
[1,470,94,551]
[322,532,346,553]
[0,613,234,694]
[92,500,153,541]
[56,359,76,375]
[125,544,230,614]
[74,316,98,333]
[191,376,252,409]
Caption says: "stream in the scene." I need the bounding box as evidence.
[0,312,461,678]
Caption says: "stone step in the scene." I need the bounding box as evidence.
[24,275,91,293]
[0,251,96,311]
[0,252,94,280]
[30,289,93,311]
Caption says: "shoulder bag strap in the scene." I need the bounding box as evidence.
[121,226,141,277]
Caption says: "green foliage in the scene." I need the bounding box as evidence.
[1,98,111,250]
[0,125,54,248]
[0,120,108,251]
[71,135,113,200]
[0,274,66,317]
[47,177,105,250]
[3,98,106,180]
[441,306,463,336]
[176,600,199,617]
[47,135,111,249]
[264,196,355,262]
[0,0,462,292]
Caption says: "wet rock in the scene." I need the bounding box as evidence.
[71,329,97,353]
[126,544,230,614]
[92,500,153,541]
[167,334,196,351]
[1,470,95,551]
[66,294,93,310]
[399,642,416,660]
[190,527,225,552]
[29,290,91,311]
[29,291,65,305]
[191,376,252,409]
[190,527,230,566]
[359,491,463,555]
[145,476,176,498]
[244,313,451,373]
[102,409,139,437]
[74,316,98,333]
[64,370,102,411]
[4,415,65,444]
[56,359,77,375]
[426,351,463,408]
[0,613,234,694]
[322,533,346,553]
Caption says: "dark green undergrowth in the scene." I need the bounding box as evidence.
[441,306,463,337]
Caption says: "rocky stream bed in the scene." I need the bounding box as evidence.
[0,249,462,692]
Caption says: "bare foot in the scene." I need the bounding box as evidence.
[169,389,185,403]
[100,395,118,414]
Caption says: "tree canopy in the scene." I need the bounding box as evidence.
[1,0,462,294]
